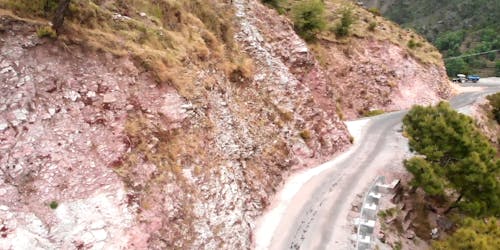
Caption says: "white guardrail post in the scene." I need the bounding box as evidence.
[355,176,385,250]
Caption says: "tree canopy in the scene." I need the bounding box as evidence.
[433,217,500,250]
[403,102,500,217]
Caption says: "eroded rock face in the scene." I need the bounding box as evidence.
[0,18,187,249]
[0,0,452,247]
[0,7,351,249]
[318,39,453,119]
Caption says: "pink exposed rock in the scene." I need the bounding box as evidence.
[318,39,452,119]
[0,0,451,247]
[0,17,187,249]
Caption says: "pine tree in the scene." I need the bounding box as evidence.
[433,217,500,250]
[403,102,500,216]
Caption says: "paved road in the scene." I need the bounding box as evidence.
[266,79,500,250]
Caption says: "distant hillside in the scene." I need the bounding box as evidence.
[361,0,500,77]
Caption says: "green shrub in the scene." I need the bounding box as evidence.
[394,241,402,250]
[367,7,381,16]
[261,0,282,11]
[334,7,355,37]
[363,109,384,117]
[407,39,417,49]
[49,201,58,209]
[368,21,377,31]
[435,30,466,51]
[378,210,387,218]
[36,26,57,38]
[445,58,470,76]
[292,0,326,41]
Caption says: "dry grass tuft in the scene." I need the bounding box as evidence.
[0,0,239,100]
[225,56,255,84]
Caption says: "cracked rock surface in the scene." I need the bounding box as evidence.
[0,7,352,249]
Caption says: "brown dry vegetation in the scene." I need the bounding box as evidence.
[0,0,251,99]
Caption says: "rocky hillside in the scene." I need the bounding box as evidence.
[0,0,452,249]
[271,0,452,118]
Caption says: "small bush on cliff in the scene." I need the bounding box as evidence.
[261,0,282,11]
[367,7,381,16]
[407,39,422,49]
[36,26,57,38]
[49,201,58,209]
[292,0,326,41]
[334,7,355,37]
[363,109,384,117]
[299,129,311,140]
[368,21,377,31]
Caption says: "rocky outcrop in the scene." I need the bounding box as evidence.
[0,0,454,248]
[0,5,351,249]
[319,38,452,119]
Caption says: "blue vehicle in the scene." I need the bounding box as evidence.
[466,75,480,83]
[452,74,480,83]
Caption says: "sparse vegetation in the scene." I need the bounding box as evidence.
[261,0,282,12]
[36,26,56,38]
[334,7,354,37]
[367,7,380,16]
[363,109,384,117]
[407,39,422,49]
[368,21,377,31]
[378,207,397,219]
[227,57,255,84]
[299,129,312,140]
[49,200,58,209]
[1,0,58,17]
[275,0,442,65]
[0,0,239,99]
[394,241,402,250]
[291,0,326,41]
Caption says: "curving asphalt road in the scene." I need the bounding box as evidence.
[264,79,500,250]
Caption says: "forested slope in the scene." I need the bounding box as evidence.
[361,0,500,76]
